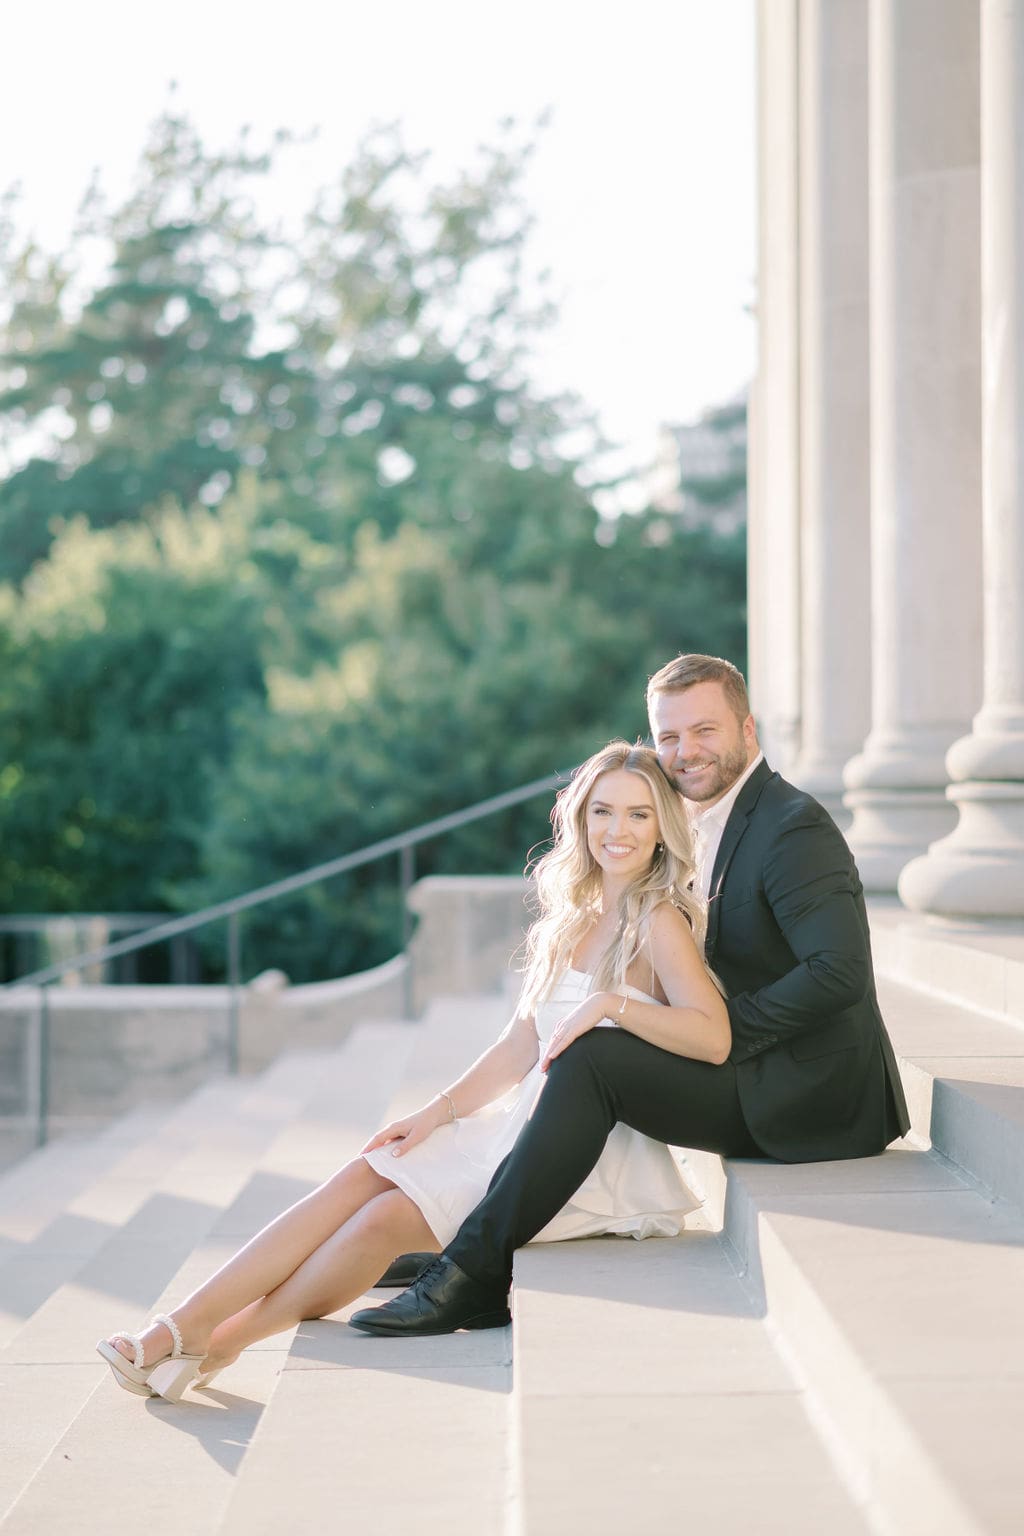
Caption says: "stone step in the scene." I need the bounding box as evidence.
[686,1144,1023,1534]
[219,979,1024,1535]
[220,1314,512,1536]
[867,898,1024,1027]
[0,1098,176,1260]
[0,1057,315,1524]
[374,993,511,1121]
[510,1230,870,1535]
[145,1018,420,1321]
[0,1076,253,1351]
[0,1024,412,1530]
[218,994,513,1535]
[876,973,1024,1211]
[14,963,1021,1535]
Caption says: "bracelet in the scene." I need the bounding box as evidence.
[617,993,628,1017]
[440,1090,457,1122]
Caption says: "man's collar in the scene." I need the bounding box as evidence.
[690,751,765,829]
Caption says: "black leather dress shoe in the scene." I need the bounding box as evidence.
[373,1252,437,1289]
[349,1255,511,1336]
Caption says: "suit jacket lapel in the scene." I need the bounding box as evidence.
[704,759,774,957]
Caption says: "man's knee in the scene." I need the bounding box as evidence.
[557,1026,632,1071]
[544,1029,621,1101]
[546,1032,603,1081]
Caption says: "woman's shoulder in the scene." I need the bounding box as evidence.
[648,898,698,946]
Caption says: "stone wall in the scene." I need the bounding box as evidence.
[0,876,531,1151]
[407,875,531,1016]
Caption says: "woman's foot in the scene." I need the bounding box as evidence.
[99,1312,214,1403]
[108,1319,172,1369]
[108,1315,207,1369]
[99,1311,211,1395]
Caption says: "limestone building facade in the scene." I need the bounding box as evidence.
[750,0,1024,918]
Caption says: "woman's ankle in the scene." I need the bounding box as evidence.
[200,1346,238,1372]
[164,1307,212,1358]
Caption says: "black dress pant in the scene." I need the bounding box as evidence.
[445,1028,761,1291]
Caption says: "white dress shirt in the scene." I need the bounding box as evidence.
[689,752,765,902]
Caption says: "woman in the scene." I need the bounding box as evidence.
[97,741,729,1401]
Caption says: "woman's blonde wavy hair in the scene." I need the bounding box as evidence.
[517,740,705,1018]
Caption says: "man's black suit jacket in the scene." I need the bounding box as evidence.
[706,759,910,1162]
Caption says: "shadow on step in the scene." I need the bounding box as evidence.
[209,1171,321,1240]
[509,1222,761,1320]
[142,1386,265,1475]
[512,1230,753,1317]
[0,1211,124,1325]
[0,1171,325,1340]
[505,1146,1024,1324]
[19,1189,228,1330]
[286,1314,512,1391]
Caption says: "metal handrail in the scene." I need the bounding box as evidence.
[0,913,195,988]
[4,770,565,991]
[6,767,567,1148]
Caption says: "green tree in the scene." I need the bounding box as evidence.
[0,113,302,580]
[0,116,582,582]
[0,109,747,981]
[0,509,267,911]
[174,501,745,980]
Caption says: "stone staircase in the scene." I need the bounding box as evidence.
[0,915,1021,1533]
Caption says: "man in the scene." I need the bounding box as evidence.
[350,654,910,1336]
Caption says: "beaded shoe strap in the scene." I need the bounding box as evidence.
[151,1312,184,1360]
[112,1331,144,1368]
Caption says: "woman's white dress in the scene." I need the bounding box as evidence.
[361,967,699,1247]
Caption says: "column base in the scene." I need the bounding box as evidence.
[843,729,962,792]
[898,782,1024,917]
[842,788,959,893]
[946,721,1024,782]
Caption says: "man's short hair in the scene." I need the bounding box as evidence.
[646,653,751,722]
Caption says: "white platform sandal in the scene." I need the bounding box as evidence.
[96,1313,204,1403]
[95,1332,157,1396]
[145,1312,206,1403]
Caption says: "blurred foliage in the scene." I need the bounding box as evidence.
[0,111,746,980]
[677,396,747,513]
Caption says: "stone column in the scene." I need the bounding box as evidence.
[842,0,983,889]
[791,0,871,829]
[900,0,1024,917]
[748,0,802,776]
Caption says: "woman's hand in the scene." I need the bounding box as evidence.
[360,1096,450,1159]
[541,992,618,1072]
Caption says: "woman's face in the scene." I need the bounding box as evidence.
[585,768,660,880]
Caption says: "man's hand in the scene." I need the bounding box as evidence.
[361,1096,450,1159]
[541,993,617,1072]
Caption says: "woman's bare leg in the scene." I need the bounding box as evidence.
[108,1157,401,1366]
[200,1189,440,1371]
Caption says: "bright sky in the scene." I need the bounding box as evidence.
[2,0,755,505]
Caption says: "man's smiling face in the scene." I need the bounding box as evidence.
[649,680,758,807]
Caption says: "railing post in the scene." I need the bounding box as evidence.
[226,914,241,1075]
[3,772,563,1002]
[400,846,415,948]
[36,985,51,1148]
[400,845,415,1017]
